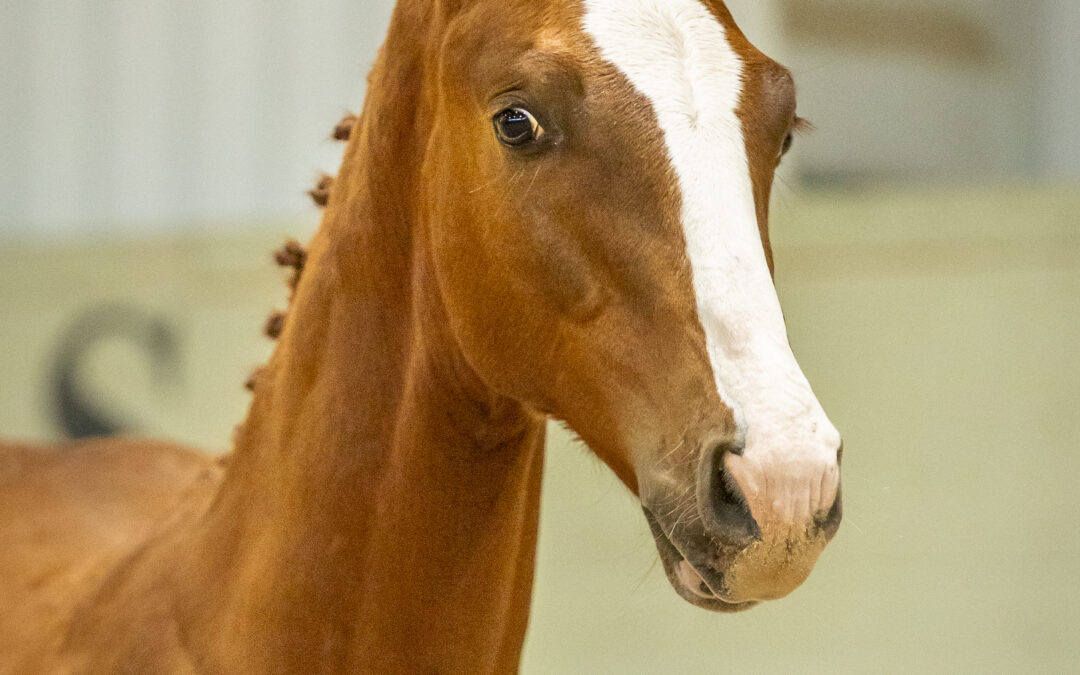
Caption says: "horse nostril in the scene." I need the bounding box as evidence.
[699,442,760,545]
[818,486,843,540]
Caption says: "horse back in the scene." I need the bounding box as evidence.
[0,438,223,672]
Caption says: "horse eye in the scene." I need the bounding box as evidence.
[780,132,794,157]
[493,108,543,147]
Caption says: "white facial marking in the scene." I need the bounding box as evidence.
[582,0,840,528]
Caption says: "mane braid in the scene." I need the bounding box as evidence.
[263,311,286,340]
[273,238,308,294]
[308,174,334,209]
[243,367,263,393]
[245,134,325,390]
[333,112,357,141]
[246,234,310,388]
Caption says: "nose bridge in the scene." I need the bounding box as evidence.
[579,0,839,540]
[681,237,843,538]
[698,293,842,530]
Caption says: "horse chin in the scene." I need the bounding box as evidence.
[642,508,759,614]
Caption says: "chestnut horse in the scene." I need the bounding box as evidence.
[0,0,842,671]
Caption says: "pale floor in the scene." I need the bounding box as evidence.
[1,187,1077,673]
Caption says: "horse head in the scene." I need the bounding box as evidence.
[410,0,842,611]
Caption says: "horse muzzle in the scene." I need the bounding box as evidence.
[641,437,843,610]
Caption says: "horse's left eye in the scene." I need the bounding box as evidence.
[493,108,543,147]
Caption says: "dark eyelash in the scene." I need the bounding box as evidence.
[793,116,814,134]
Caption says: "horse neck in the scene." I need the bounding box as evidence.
[180,13,547,670]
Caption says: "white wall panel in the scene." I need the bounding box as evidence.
[0,0,395,239]
[0,0,1076,239]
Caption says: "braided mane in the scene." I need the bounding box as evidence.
[245,112,358,392]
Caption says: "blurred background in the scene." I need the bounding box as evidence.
[1,0,1077,671]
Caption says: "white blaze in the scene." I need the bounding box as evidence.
[582,0,840,526]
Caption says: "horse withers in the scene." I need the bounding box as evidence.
[0,0,841,671]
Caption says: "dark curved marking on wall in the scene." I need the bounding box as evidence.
[51,304,182,439]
